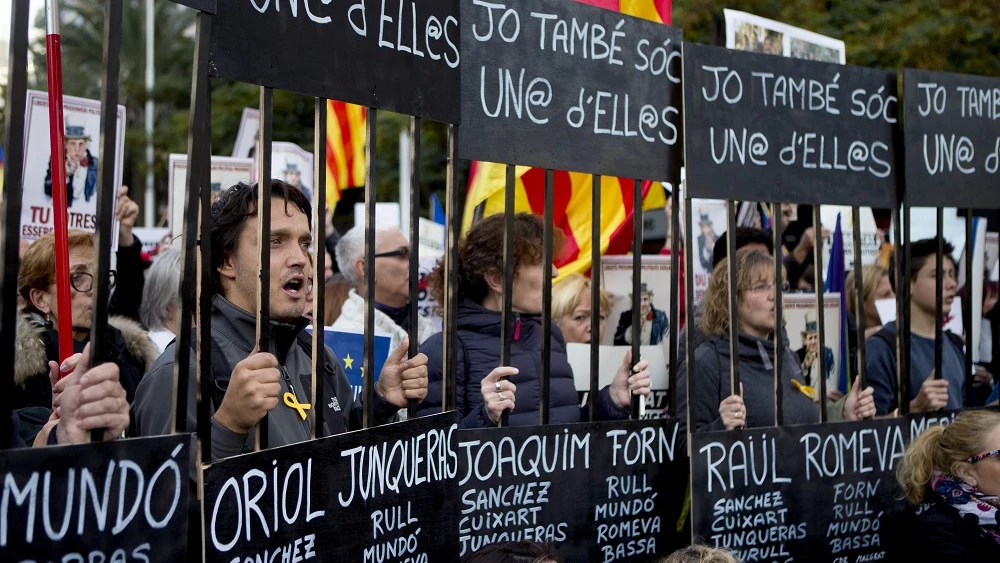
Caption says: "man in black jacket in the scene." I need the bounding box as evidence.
[133,181,428,460]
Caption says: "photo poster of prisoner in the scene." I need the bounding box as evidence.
[957,217,988,361]
[782,292,843,396]
[167,154,253,238]
[566,343,669,418]
[271,142,315,206]
[20,90,126,246]
[820,205,880,270]
[724,9,846,64]
[689,199,727,305]
[600,255,672,355]
[231,107,260,159]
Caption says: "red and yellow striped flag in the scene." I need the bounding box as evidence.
[326,101,367,209]
[463,0,672,279]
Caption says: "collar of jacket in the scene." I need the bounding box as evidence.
[213,295,309,362]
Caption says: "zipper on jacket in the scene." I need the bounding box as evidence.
[281,366,299,399]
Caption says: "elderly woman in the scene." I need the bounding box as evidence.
[16,230,157,409]
[140,248,182,354]
[896,410,1000,557]
[551,273,610,344]
[417,213,651,428]
[676,249,875,433]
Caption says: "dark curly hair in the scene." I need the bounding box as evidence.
[429,213,564,309]
[210,179,312,295]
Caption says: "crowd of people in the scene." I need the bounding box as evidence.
[7,182,1000,558]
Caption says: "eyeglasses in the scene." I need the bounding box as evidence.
[967,449,1000,464]
[748,282,791,294]
[373,247,410,261]
[69,270,116,293]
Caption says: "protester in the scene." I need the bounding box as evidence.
[678,227,773,360]
[676,249,875,433]
[464,541,560,563]
[551,272,610,344]
[323,272,353,325]
[784,225,827,290]
[417,213,651,428]
[333,225,435,351]
[16,230,158,411]
[895,409,1000,557]
[133,181,428,460]
[139,248,182,354]
[867,238,964,414]
[658,545,741,563]
[846,265,894,339]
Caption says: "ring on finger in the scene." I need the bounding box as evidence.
[495,381,502,393]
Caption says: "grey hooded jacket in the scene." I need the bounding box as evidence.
[132,296,399,461]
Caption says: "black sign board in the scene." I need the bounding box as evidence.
[0,435,194,563]
[458,0,682,182]
[456,418,688,562]
[203,413,459,563]
[683,44,899,207]
[903,69,1000,208]
[690,419,910,563]
[210,0,461,124]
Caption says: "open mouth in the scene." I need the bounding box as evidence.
[282,276,305,298]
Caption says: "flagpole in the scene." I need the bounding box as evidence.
[45,0,74,364]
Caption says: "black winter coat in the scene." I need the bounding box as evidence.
[895,501,1000,559]
[417,299,628,428]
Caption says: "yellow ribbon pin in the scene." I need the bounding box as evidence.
[283,392,311,420]
[791,379,818,401]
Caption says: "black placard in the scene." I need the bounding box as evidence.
[690,419,911,563]
[456,419,688,562]
[683,44,899,207]
[0,435,194,563]
[903,69,1000,208]
[210,0,460,124]
[203,413,459,563]
[458,0,682,182]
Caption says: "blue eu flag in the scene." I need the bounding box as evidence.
[307,328,391,399]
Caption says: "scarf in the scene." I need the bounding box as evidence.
[931,470,1000,544]
[375,301,410,333]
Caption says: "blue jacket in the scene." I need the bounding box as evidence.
[417,299,629,428]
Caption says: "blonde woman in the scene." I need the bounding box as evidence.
[551,273,610,344]
[676,249,875,432]
[896,410,1000,557]
[845,265,894,339]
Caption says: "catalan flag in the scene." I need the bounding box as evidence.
[463,1,672,279]
[325,101,367,209]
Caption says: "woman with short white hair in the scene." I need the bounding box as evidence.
[140,248,182,354]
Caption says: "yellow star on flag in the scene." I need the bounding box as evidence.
[343,354,354,370]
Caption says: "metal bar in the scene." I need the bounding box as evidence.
[540,169,554,425]
[590,174,601,422]
[852,206,867,389]
[813,205,827,422]
[727,201,740,398]
[668,182,680,416]
[0,0,30,450]
[86,0,123,442]
[630,179,643,419]
[901,202,912,413]
[684,195,695,450]
[174,11,211,458]
[407,116,421,420]
[499,164,516,427]
[934,208,944,381]
[254,86,273,450]
[311,98,327,439]
[965,209,974,406]
[443,125,459,412]
[363,108,378,429]
[892,206,905,414]
[772,203,783,427]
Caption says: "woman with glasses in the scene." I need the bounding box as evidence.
[15,230,158,412]
[676,248,875,433]
[896,409,1000,557]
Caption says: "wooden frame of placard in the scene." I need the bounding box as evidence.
[681,43,900,434]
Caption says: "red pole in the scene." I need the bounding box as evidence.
[46,0,74,364]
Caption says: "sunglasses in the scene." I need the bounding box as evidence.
[373,247,410,261]
[967,449,1000,464]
